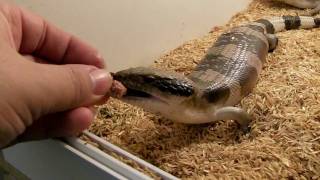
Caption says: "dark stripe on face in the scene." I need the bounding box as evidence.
[255,19,275,34]
[113,68,195,97]
[143,76,195,96]
[203,84,230,103]
[315,18,320,28]
[125,88,151,98]
[283,16,301,30]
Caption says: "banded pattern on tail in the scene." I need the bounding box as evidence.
[255,16,320,33]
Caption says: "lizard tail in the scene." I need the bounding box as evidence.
[254,16,320,34]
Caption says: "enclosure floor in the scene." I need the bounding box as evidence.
[85,0,320,179]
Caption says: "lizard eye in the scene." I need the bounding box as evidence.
[143,75,157,83]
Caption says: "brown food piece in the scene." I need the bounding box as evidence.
[110,80,127,99]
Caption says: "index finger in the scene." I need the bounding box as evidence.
[14,5,105,68]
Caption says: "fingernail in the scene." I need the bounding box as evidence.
[89,69,113,95]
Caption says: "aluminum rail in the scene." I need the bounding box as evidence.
[82,130,179,180]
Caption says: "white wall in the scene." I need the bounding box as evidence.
[9,0,250,71]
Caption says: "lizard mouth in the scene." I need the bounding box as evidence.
[124,88,168,104]
[125,88,152,98]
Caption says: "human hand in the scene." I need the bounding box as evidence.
[0,1,112,148]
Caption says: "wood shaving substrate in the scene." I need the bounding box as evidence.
[82,0,320,179]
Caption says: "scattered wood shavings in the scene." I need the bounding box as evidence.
[83,0,320,179]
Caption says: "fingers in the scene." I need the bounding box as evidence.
[0,54,111,147]
[0,2,112,147]
[11,61,111,143]
[33,63,112,114]
[15,5,104,67]
[16,107,95,141]
[8,56,112,119]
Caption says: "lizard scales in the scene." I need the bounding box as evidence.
[112,16,320,132]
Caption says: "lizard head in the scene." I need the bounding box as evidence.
[112,67,195,104]
[112,67,208,121]
[111,67,232,124]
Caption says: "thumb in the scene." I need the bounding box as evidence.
[24,63,113,116]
